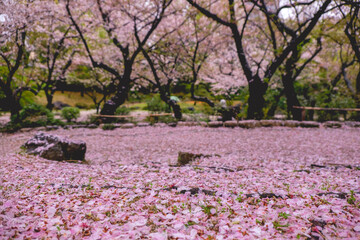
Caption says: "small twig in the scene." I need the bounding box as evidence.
[46,183,359,200]
[311,164,360,170]
[168,164,237,172]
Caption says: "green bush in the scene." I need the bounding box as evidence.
[61,107,80,122]
[317,111,340,122]
[115,106,131,115]
[145,95,170,113]
[349,111,360,121]
[146,115,176,125]
[11,103,56,127]
[88,114,100,124]
[75,103,91,109]
[102,123,116,130]
[1,122,22,133]
[114,106,132,123]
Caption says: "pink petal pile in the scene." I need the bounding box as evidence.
[0,127,359,239]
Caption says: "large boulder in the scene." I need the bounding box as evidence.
[23,132,86,161]
[177,152,212,166]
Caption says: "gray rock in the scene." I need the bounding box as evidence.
[238,120,261,128]
[176,121,188,127]
[167,122,177,127]
[153,123,168,127]
[260,120,283,127]
[199,121,208,127]
[121,123,135,129]
[177,152,211,166]
[323,121,342,128]
[300,121,320,128]
[87,124,98,129]
[40,143,64,160]
[283,120,301,127]
[23,132,86,161]
[137,122,151,127]
[224,121,238,128]
[53,101,70,110]
[20,128,34,132]
[70,125,88,129]
[33,127,46,132]
[208,121,223,128]
[46,126,60,131]
[177,122,199,127]
[344,121,360,128]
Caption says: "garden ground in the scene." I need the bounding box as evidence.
[0,127,359,239]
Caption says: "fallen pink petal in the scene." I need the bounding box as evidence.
[0,127,359,239]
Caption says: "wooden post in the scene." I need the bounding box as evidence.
[301,109,306,121]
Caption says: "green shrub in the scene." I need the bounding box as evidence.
[61,107,80,122]
[146,115,176,124]
[317,111,340,122]
[11,103,56,127]
[102,123,116,130]
[75,103,91,109]
[145,95,170,113]
[200,104,216,115]
[115,106,131,115]
[349,111,360,121]
[1,122,22,133]
[88,114,100,124]
[114,106,132,123]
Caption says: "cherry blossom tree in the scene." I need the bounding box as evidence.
[29,1,79,110]
[173,9,224,107]
[0,0,39,118]
[186,0,332,119]
[67,57,116,114]
[279,37,323,120]
[133,1,190,119]
[341,2,360,98]
[333,1,360,119]
[66,0,174,116]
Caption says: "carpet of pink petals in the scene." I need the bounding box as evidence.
[0,126,360,239]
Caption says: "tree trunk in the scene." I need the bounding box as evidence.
[247,77,267,119]
[100,86,128,116]
[168,100,182,120]
[100,66,132,116]
[267,89,284,118]
[5,92,22,120]
[159,93,182,120]
[1,84,21,119]
[45,92,54,111]
[190,81,215,107]
[354,71,360,121]
[282,76,302,121]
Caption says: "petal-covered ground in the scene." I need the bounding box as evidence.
[0,127,359,239]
